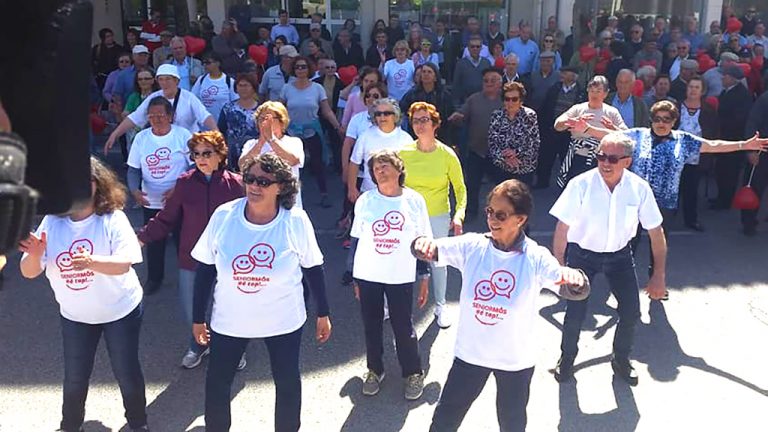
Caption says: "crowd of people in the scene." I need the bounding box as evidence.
[15,6,768,432]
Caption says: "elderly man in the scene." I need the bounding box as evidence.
[104,64,217,154]
[165,36,204,90]
[258,45,298,102]
[501,53,529,89]
[607,69,650,128]
[625,24,645,58]
[447,68,503,219]
[551,132,667,385]
[300,23,334,59]
[452,35,492,108]
[528,51,558,111]
[503,23,539,75]
[212,19,249,74]
[703,51,739,97]
[636,65,657,103]
[747,23,768,58]
[545,15,566,47]
[554,75,627,187]
[152,30,174,69]
[669,59,699,101]
[683,16,704,52]
[669,39,692,81]
[633,38,663,74]
[114,45,152,103]
[310,12,332,41]
[270,9,299,45]
[333,29,364,67]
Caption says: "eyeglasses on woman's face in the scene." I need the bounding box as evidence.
[485,206,517,222]
[243,173,280,187]
[192,150,214,159]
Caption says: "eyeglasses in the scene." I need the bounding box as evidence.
[192,150,214,159]
[365,93,382,99]
[311,28,320,32]
[294,64,308,70]
[652,115,674,124]
[412,116,432,125]
[243,174,280,187]
[485,206,517,222]
[544,39,554,43]
[374,111,395,117]
[504,96,521,102]
[595,152,630,164]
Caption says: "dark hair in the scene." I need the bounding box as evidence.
[202,51,222,63]
[148,96,173,116]
[278,9,288,15]
[651,100,679,120]
[687,75,707,94]
[363,81,388,99]
[490,40,504,53]
[483,67,503,78]
[653,73,671,85]
[609,40,625,55]
[126,28,141,42]
[274,35,288,45]
[235,73,259,93]
[418,62,441,86]
[291,56,315,76]
[359,66,382,85]
[367,149,406,187]
[187,131,228,165]
[375,29,388,38]
[241,153,299,210]
[91,156,127,215]
[133,67,158,93]
[503,81,527,100]
[98,28,113,41]
[487,179,533,221]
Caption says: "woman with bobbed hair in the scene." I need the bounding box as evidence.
[138,131,244,370]
[20,157,150,432]
[217,73,261,170]
[192,152,331,431]
[412,179,589,432]
[382,40,415,101]
[400,102,466,329]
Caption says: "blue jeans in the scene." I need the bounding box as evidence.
[60,304,147,431]
[429,213,451,307]
[560,244,640,362]
[430,358,534,432]
[205,327,303,432]
[178,269,207,353]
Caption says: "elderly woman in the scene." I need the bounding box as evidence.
[487,82,541,185]
[104,63,217,154]
[399,63,453,142]
[191,153,331,431]
[138,131,243,369]
[20,157,149,432]
[340,66,382,131]
[382,40,415,102]
[554,75,627,187]
[412,180,588,432]
[217,73,260,170]
[127,97,193,294]
[400,102,466,329]
[347,97,413,203]
[350,149,432,400]
[280,56,342,208]
[240,101,305,208]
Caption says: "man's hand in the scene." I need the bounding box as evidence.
[316,316,332,343]
[448,112,465,123]
[193,323,210,345]
[417,278,429,308]
[645,274,667,300]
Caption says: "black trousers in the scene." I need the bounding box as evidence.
[741,153,768,229]
[713,152,744,208]
[142,208,179,284]
[302,134,327,194]
[679,163,702,225]
[465,152,493,218]
[536,130,570,187]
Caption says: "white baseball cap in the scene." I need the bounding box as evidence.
[132,44,149,55]
[156,64,181,80]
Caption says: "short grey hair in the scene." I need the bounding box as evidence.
[600,30,613,39]
[617,69,636,81]
[369,97,402,124]
[637,65,657,80]
[588,75,610,91]
[599,132,635,157]
[504,52,519,63]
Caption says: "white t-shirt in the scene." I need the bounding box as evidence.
[435,233,563,371]
[127,88,212,133]
[550,168,663,253]
[383,58,415,101]
[191,74,236,123]
[127,125,192,209]
[350,126,412,192]
[241,136,306,208]
[345,110,374,140]
[191,199,323,338]
[351,188,432,284]
[24,211,144,325]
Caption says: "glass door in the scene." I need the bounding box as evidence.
[243,0,361,41]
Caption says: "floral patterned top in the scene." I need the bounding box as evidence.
[487,107,541,175]
[218,100,259,170]
[624,128,703,210]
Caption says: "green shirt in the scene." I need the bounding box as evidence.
[399,140,467,221]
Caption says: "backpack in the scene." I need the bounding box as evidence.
[194,73,234,102]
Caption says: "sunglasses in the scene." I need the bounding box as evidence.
[243,174,280,187]
[595,152,629,164]
[485,206,516,222]
[192,150,214,159]
[294,64,308,70]
[544,39,554,43]
[374,111,395,117]
[504,96,521,102]
[652,115,674,124]
[411,116,432,125]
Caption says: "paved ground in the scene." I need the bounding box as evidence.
[1,150,767,432]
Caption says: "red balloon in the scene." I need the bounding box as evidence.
[705,96,719,111]
[738,62,751,76]
[338,65,358,86]
[632,79,644,97]
[494,56,505,69]
[732,186,760,210]
[184,36,206,56]
[248,44,268,65]
[579,46,597,62]
[90,112,106,135]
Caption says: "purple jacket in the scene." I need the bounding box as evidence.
[138,168,244,270]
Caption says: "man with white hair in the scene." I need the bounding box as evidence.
[607,69,650,128]
[702,52,739,97]
[669,39,691,81]
[636,65,657,103]
[166,36,204,90]
[501,53,529,88]
[669,59,699,101]
[551,132,667,386]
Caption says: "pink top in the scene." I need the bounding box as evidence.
[342,91,367,128]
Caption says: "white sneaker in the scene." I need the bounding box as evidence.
[434,305,452,329]
[180,348,209,369]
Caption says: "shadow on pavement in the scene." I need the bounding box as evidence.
[557,375,640,432]
[83,420,111,431]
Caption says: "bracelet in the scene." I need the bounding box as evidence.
[584,125,591,133]
[739,141,744,150]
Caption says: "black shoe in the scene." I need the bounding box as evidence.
[554,356,574,383]
[743,225,757,237]
[611,357,638,386]
[143,279,162,296]
[685,222,705,232]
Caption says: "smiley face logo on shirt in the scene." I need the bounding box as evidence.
[384,210,405,230]
[473,280,496,302]
[490,270,516,298]
[55,252,74,272]
[232,254,256,275]
[249,243,276,269]
[155,147,172,160]
[146,154,160,167]
[69,239,94,256]
[372,219,390,237]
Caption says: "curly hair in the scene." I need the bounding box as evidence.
[187,131,228,165]
[91,156,127,215]
[241,152,300,210]
[367,149,406,187]
[408,101,441,127]
[650,100,679,120]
